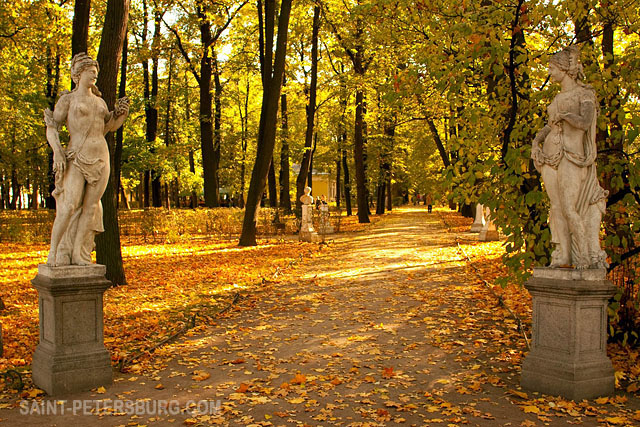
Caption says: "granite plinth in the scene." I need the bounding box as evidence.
[520,267,615,400]
[31,264,113,395]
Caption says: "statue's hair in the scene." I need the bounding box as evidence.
[70,53,100,85]
[550,45,585,81]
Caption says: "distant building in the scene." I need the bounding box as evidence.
[291,165,336,202]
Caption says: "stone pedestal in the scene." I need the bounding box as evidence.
[521,267,615,400]
[478,210,498,241]
[318,205,334,235]
[299,205,319,242]
[32,264,113,395]
[470,203,485,232]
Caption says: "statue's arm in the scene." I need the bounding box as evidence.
[44,94,70,173]
[103,97,129,135]
[558,99,595,131]
[533,125,551,145]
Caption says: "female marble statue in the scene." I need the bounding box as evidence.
[44,53,129,266]
[531,45,608,269]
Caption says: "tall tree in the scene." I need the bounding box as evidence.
[95,0,130,286]
[239,0,292,246]
[168,0,247,207]
[278,80,292,213]
[324,1,372,223]
[294,5,321,213]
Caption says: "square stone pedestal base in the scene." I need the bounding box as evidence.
[31,264,113,395]
[299,230,320,243]
[521,267,615,400]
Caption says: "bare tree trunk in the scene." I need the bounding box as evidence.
[95,0,130,286]
[45,45,60,209]
[189,150,198,208]
[163,46,174,208]
[212,48,223,206]
[239,0,292,246]
[335,157,341,208]
[71,0,91,57]
[342,148,352,216]
[354,88,369,223]
[279,84,291,213]
[295,5,320,213]
[268,159,277,207]
[115,30,128,210]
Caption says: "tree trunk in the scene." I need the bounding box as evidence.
[335,158,341,208]
[197,4,219,208]
[308,133,317,190]
[95,0,130,286]
[268,159,277,207]
[212,49,223,206]
[354,89,369,223]
[279,87,292,213]
[71,0,91,57]
[342,148,352,216]
[189,150,198,208]
[45,45,61,209]
[239,75,250,209]
[239,0,292,246]
[115,30,128,209]
[164,46,174,209]
[294,6,320,213]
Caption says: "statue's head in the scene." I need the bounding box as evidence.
[71,53,100,86]
[550,45,584,81]
[304,186,312,195]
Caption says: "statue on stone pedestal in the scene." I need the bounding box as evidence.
[44,53,129,266]
[300,186,315,234]
[531,45,608,270]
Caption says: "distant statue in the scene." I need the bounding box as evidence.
[44,53,129,266]
[300,186,313,206]
[531,45,608,269]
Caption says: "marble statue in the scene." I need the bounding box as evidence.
[300,186,314,206]
[531,45,608,269]
[299,186,319,242]
[44,53,129,266]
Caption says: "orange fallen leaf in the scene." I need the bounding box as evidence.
[230,358,245,365]
[382,367,395,379]
[290,373,306,385]
[237,383,249,393]
[192,370,211,381]
[155,383,165,390]
[522,405,540,414]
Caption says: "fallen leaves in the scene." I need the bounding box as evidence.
[191,370,211,381]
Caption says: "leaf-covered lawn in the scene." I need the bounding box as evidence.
[0,238,317,373]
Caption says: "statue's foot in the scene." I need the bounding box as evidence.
[71,255,91,266]
[46,252,57,267]
[57,254,71,266]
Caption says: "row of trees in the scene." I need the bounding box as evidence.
[0,0,639,285]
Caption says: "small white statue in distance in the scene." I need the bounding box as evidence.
[44,53,129,266]
[531,45,608,269]
[299,186,315,236]
[300,186,313,206]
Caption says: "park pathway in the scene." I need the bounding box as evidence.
[4,207,632,426]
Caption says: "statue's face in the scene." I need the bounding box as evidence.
[548,62,565,83]
[79,65,99,87]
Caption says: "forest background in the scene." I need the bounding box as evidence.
[0,0,639,339]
